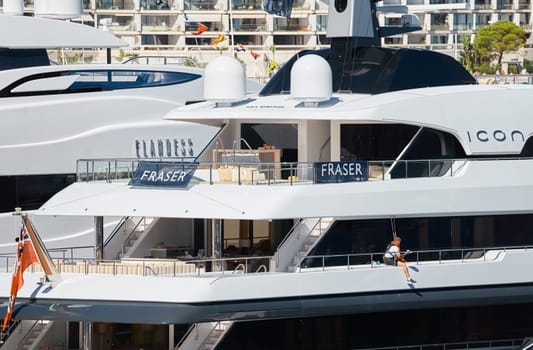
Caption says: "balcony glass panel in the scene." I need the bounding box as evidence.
[273,18,309,31]
[316,15,327,31]
[233,34,264,46]
[499,14,513,21]
[430,14,448,30]
[406,0,424,5]
[184,0,218,10]
[407,34,425,44]
[142,15,170,31]
[232,18,267,32]
[430,34,447,44]
[475,0,491,9]
[141,0,170,10]
[519,0,530,10]
[454,14,473,30]
[98,0,128,10]
[141,34,169,45]
[232,0,261,10]
[520,13,530,28]
[475,14,491,28]
[185,20,223,32]
[496,0,513,10]
[273,35,309,46]
[99,15,135,31]
[384,37,402,45]
[385,17,402,26]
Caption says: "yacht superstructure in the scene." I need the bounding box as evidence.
[2,1,533,349]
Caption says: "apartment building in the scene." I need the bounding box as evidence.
[6,0,533,77]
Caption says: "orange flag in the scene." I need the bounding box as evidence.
[2,223,39,332]
[192,23,208,35]
[211,34,226,46]
[250,50,260,60]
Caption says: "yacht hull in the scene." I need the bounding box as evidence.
[2,282,533,324]
[1,248,532,324]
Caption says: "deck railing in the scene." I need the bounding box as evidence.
[1,245,532,278]
[298,245,533,271]
[358,337,528,350]
[76,157,469,186]
[0,255,272,277]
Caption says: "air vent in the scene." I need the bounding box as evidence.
[204,55,246,106]
[290,54,332,106]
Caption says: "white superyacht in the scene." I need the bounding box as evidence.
[2,1,533,349]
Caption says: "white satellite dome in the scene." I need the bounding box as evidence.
[204,55,246,104]
[34,0,83,19]
[290,54,332,104]
[3,0,24,15]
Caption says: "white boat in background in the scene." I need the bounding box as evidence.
[3,1,533,349]
[0,13,263,258]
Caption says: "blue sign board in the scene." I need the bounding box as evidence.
[314,161,369,184]
[129,161,199,188]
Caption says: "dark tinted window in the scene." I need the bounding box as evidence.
[67,70,201,91]
[0,174,75,212]
[521,136,533,156]
[310,214,533,258]
[0,69,201,97]
[391,128,467,178]
[335,0,348,12]
[0,49,50,71]
[260,46,476,96]
[340,124,419,161]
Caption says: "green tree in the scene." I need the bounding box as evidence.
[459,34,474,72]
[473,20,526,65]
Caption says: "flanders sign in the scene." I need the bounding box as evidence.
[314,161,369,184]
[129,161,199,188]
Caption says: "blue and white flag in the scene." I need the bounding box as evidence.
[263,0,294,18]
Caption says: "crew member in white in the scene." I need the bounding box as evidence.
[384,236,416,284]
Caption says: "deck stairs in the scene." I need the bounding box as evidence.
[17,320,51,350]
[120,217,155,258]
[270,217,334,272]
[176,321,234,350]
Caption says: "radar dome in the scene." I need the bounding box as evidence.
[204,55,246,104]
[291,54,332,103]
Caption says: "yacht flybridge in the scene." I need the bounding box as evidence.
[3,1,533,349]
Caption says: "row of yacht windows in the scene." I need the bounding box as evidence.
[310,213,533,264]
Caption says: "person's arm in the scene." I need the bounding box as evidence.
[397,249,411,261]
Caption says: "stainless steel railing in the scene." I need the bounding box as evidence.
[76,157,473,186]
[358,337,527,350]
[2,245,532,278]
[297,245,533,271]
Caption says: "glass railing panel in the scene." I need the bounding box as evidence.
[184,0,218,10]
[76,157,480,185]
[232,0,262,10]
